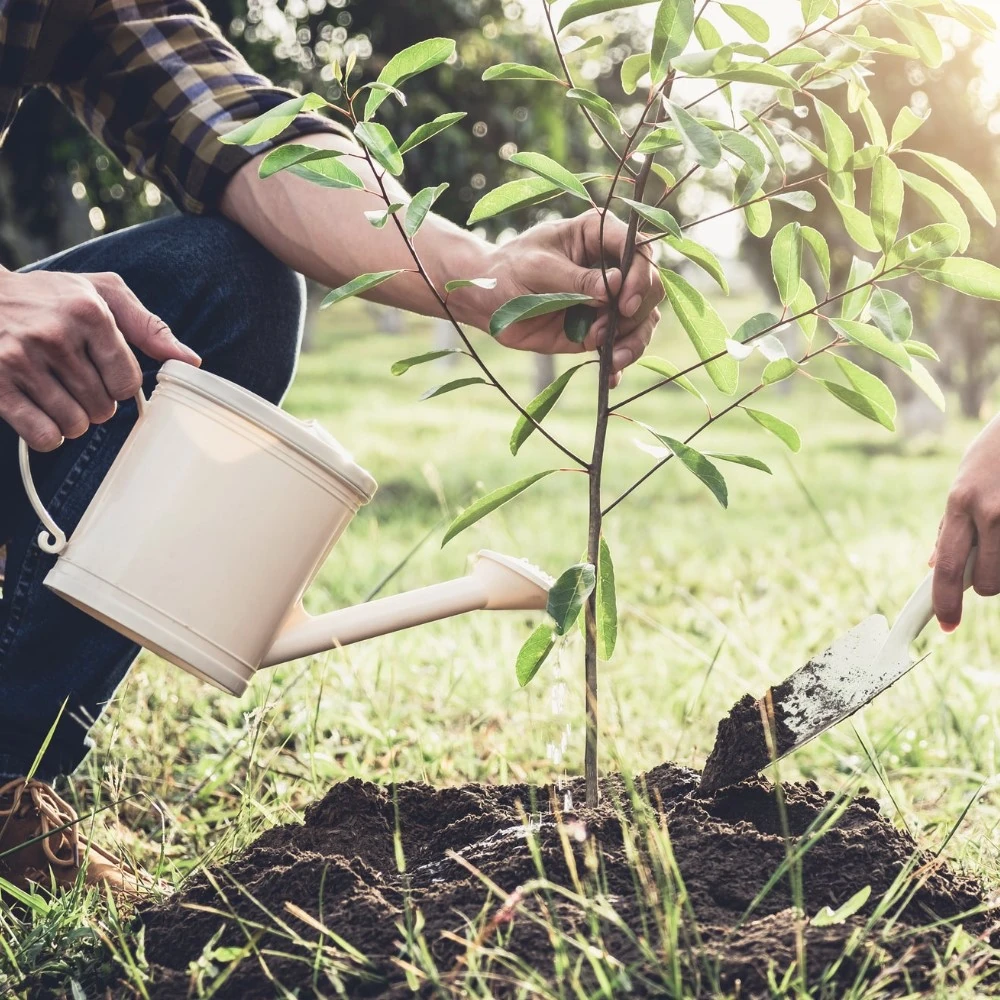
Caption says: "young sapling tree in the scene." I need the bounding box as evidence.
[224,0,999,808]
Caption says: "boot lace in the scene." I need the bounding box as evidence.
[0,777,80,868]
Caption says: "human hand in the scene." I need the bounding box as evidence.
[468,209,662,384]
[930,414,1000,630]
[0,269,200,451]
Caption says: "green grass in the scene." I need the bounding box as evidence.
[3,296,1000,996]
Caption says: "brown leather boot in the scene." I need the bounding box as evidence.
[0,777,158,898]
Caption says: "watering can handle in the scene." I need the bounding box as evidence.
[17,391,147,556]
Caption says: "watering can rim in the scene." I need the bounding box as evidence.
[158,359,378,502]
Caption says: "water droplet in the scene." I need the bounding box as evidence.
[793,105,809,119]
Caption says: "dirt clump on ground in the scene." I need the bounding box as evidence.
[132,765,997,998]
[700,681,797,793]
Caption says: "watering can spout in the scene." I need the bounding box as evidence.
[261,550,553,668]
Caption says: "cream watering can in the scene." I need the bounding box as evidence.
[17,360,553,696]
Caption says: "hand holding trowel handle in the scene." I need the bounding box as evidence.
[932,413,1000,632]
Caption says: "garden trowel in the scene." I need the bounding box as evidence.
[699,550,977,793]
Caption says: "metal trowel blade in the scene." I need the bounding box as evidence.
[700,614,896,792]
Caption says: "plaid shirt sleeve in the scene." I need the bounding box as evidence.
[49,0,343,214]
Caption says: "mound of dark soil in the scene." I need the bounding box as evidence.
[133,766,997,998]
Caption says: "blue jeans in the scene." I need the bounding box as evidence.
[0,214,305,780]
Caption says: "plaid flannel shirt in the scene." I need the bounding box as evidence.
[0,0,340,213]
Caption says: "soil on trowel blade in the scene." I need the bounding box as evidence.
[700,679,797,793]
[132,765,996,999]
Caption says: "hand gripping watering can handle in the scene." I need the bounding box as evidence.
[17,391,147,555]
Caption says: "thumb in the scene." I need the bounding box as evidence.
[97,275,202,366]
[532,257,622,303]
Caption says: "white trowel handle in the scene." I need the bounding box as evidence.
[887,547,977,651]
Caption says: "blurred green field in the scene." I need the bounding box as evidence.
[7,295,1000,994]
[96,296,1000,871]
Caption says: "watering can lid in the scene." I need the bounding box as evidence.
[158,361,378,502]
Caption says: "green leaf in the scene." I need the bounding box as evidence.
[890,106,928,149]
[468,177,565,224]
[365,203,403,228]
[510,363,589,455]
[832,355,896,420]
[489,293,593,337]
[762,358,799,384]
[871,156,904,253]
[567,88,623,130]
[740,110,785,174]
[419,377,488,401]
[620,52,650,95]
[444,277,497,292]
[483,63,563,82]
[559,0,656,30]
[355,122,403,176]
[812,885,872,928]
[771,222,803,306]
[708,453,772,474]
[563,303,596,344]
[672,45,734,76]
[364,37,456,119]
[900,170,970,253]
[391,349,463,375]
[509,151,590,201]
[359,81,407,109]
[405,183,448,237]
[887,4,942,67]
[547,564,596,636]
[743,407,801,451]
[910,151,996,226]
[820,380,894,430]
[830,194,880,253]
[800,226,830,291]
[657,436,729,507]
[399,112,466,154]
[665,99,721,168]
[651,0,695,83]
[771,45,824,66]
[694,16,723,48]
[904,340,939,361]
[719,3,769,41]
[219,93,327,146]
[847,145,884,172]
[516,624,556,687]
[659,269,738,394]
[442,470,557,546]
[258,144,364,190]
[722,132,767,203]
[619,197,681,237]
[800,0,829,26]
[734,311,780,345]
[906,357,945,411]
[596,537,617,660]
[258,143,342,179]
[815,98,856,206]
[665,236,729,293]
[636,356,707,405]
[636,124,682,154]
[714,65,799,88]
[859,98,888,147]
[745,199,772,237]
[868,287,912,342]
[829,317,911,370]
[321,270,404,309]
[917,258,1000,300]
[887,223,961,268]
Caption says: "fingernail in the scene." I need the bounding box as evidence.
[613,347,632,370]
[623,295,642,317]
[940,621,958,633]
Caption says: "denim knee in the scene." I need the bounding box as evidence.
[198,219,305,405]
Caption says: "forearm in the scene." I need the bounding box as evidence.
[218,133,495,329]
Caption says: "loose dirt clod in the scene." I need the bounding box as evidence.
[132,765,996,998]
[699,680,797,794]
